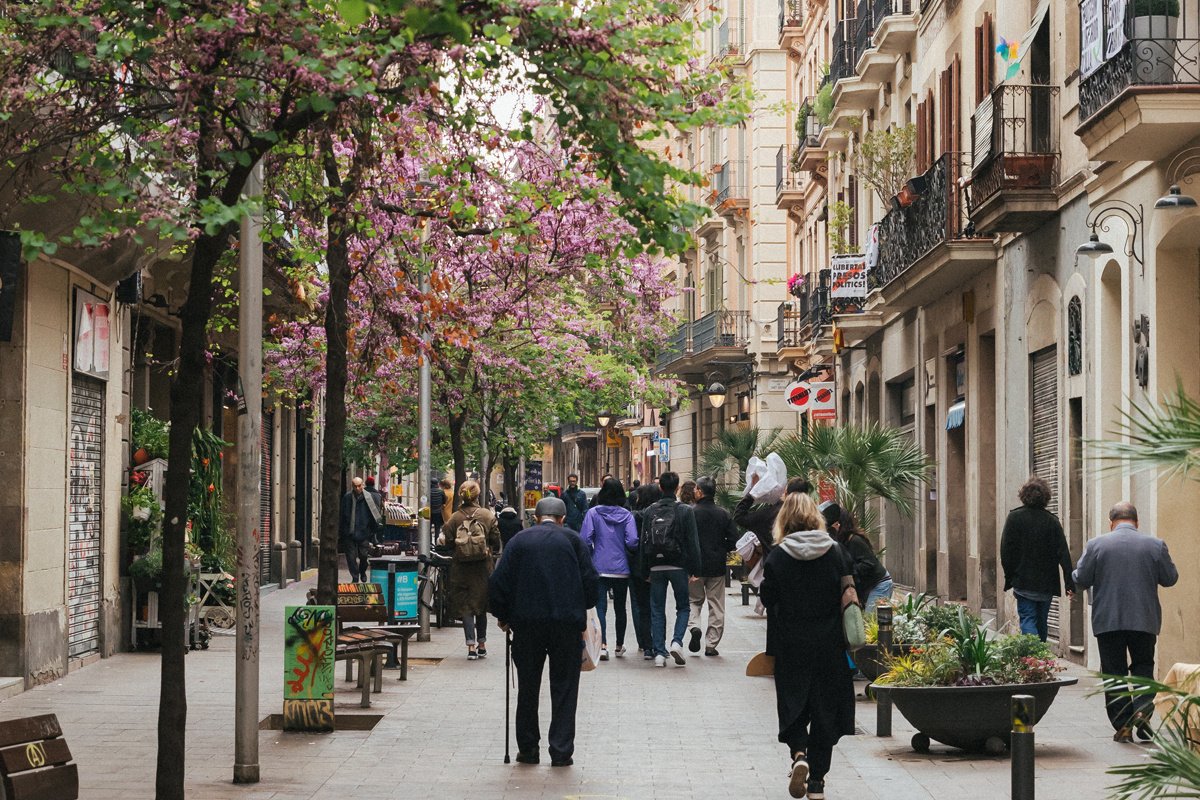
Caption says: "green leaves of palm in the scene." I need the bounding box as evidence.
[774,423,929,533]
[1096,384,1200,481]
[1095,673,1200,798]
[697,427,783,511]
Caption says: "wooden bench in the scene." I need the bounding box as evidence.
[340,624,420,680]
[334,639,390,708]
[0,714,78,800]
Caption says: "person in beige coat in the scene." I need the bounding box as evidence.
[440,480,502,659]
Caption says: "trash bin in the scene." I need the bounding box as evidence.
[367,555,420,623]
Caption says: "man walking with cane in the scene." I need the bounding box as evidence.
[489,496,598,767]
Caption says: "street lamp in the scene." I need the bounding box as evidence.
[1076,199,1144,272]
[597,412,612,428]
[705,381,728,409]
[1155,184,1198,209]
[597,412,612,475]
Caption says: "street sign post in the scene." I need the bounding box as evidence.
[657,436,670,463]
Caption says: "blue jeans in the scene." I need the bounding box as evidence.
[650,569,690,658]
[1016,594,1052,641]
[865,577,894,611]
[595,577,629,647]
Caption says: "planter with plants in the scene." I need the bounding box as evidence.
[873,608,1077,753]
[130,408,170,466]
[1131,0,1181,84]
[858,592,943,680]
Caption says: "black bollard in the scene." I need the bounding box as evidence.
[1011,694,1036,800]
[875,604,893,737]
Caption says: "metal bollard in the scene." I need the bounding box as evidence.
[274,541,288,590]
[875,604,893,737]
[1011,694,1036,800]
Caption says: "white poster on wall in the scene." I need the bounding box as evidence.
[1080,0,1104,78]
[1105,0,1127,60]
[829,254,868,299]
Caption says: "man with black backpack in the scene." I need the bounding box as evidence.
[638,471,701,668]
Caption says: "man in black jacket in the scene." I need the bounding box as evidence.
[733,475,811,553]
[639,472,701,667]
[339,477,381,581]
[1000,476,1075,642]
[489,496,598,767]
[562,473,589,531]
[686,476,739,656]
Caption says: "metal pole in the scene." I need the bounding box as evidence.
[480,395,490,507]
[1011,694,1036,800]
[875,604,893,737]
[234,161,263,784]
[417,220,432,642]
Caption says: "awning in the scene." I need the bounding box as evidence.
[945,400,967,431]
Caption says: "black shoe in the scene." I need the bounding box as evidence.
[704,646,719,657]
[1137,723,1153,741]
[1113,727,1134,743]
[688,627,702,653]
[550,757,573,767]
[515,751,539,764]
[477,646,487,658]
[807,778,825,799]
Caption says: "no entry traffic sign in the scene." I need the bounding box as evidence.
[785,381,811,411]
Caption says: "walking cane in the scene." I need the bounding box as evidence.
[504,629,512,764]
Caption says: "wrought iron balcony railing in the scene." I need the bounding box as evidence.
[873,0,912,25]
[854,0,875,63]
[710,159,747,205]
[1079,3,1200,122]
[655,322,692,371]
[871,152,975,290]
[713,16,745,61]
[776,144,800,195]
[778,0,804,35]
[831,19,858,85]
[691,309,751,353]
[969,83,1060,208]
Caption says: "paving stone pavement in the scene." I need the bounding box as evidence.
[0,576,1148,798]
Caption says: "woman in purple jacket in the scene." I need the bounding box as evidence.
[580,478,640,661]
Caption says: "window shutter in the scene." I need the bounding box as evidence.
[983,14,994,95]
[975,25,984,104]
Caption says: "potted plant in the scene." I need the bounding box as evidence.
[1132,0,1181,84]
[787,273,806,298]
[122,484,162,555]
[858,592,946,681]
[873,608,1078,753]
[130,408,170,466]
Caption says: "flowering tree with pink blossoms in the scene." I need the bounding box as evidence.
[0,0,744,791]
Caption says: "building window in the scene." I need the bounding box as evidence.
[1068,295,1083,376]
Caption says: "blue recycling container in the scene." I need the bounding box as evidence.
[367,555,419,623]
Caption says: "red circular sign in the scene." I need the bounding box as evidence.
[815,387,833,404]
[787,386,810,407]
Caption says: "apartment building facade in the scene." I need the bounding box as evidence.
[778,0,1199,670]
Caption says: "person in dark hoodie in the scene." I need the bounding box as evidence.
[580,478,639,661]
[628,483,661,659]
[497,506,524,549]
[760,492,856,800]
[640,472,701,668]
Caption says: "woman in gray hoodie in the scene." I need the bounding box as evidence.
[759,492,856,800]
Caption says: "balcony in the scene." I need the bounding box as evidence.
[871,0,916,55]
[1077,4,1200,161]
[708,159,749,218]
[778,0,805,49]
[776,145,805,211]
[968,84,1060,234]
[870,152,996,311]
[830,19,858,87]
[655,310,752,377]
[559,422,599,442]
[795,99,830,175]
[712,17,746,65]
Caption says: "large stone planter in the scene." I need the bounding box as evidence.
[856,642,916,682]
[873,677,1078,754]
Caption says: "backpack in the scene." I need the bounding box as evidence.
[453,511,490,562]
[645,501,683,563]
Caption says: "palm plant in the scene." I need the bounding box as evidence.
[1099,674,1200,799]
[1096,385,1200,479]
[774,423,930,535]
[696,426,784,511]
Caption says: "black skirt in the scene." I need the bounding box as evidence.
[773,652,856,746]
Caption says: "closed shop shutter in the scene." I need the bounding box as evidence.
[259,410,274,585]
[1029,346,1061,639]
[68,380,104,658]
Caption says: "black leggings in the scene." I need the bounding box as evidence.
[782,716,833,781]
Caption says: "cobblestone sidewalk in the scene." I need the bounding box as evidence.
[0,577,1144,798]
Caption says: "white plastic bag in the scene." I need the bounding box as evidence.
[580,607,603,672]
[742,457,767,497]
[736,531,765,588]
[749,452,787,504]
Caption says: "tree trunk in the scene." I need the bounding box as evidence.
[503,453,518,507]
[156,229,227,799]
[449,412,467,509]
[315,173,352,605]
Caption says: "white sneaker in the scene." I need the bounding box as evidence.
[614,645,626,658]
[669,641,687,666]
[654,655,666,668]
[599,648,609,662]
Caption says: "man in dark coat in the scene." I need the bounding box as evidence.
[999,476,1075,642]
[339,477,381,581]
[640,471,702,667]
[562,473,589,532]
[687,476,739,656]
[734,475,812,551]
[489,496,598,767]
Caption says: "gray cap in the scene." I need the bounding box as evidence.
[534,496,568,518]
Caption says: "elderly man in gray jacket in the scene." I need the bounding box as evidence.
[1073,501,1179,742]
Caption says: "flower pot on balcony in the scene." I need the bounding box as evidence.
[133,446,150,466]
[1002,153,1055,189]
[1132,12,1180,85]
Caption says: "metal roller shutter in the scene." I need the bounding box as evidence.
[68,380,104,658]
[259,410,274,585]
[1029,346,1061,640]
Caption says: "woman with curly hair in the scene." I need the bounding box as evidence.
[1000,476,1075,642]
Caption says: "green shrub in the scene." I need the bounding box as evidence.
[131,408,170,460]
[130,545,163,592]
[121,484,162,553]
